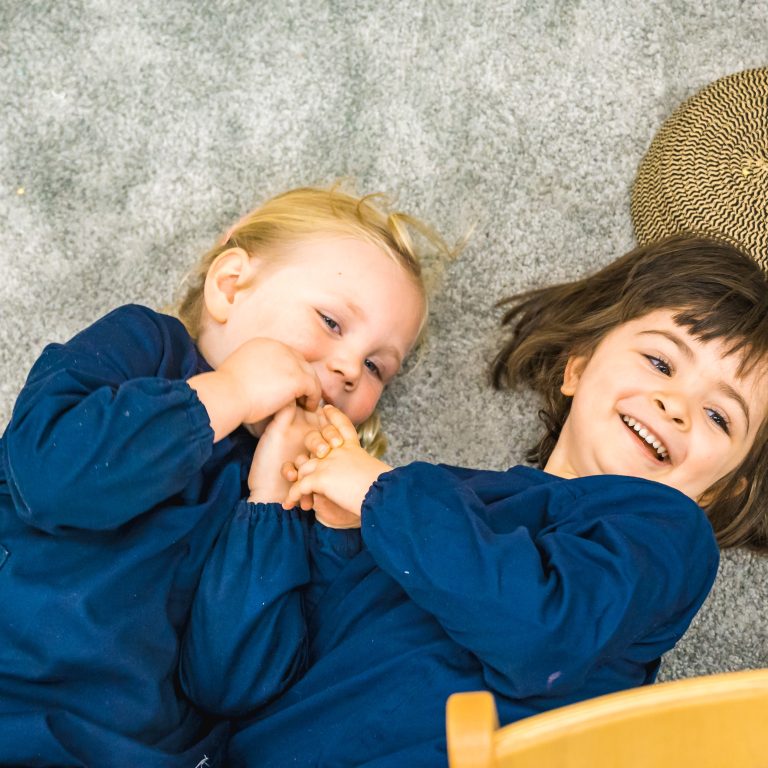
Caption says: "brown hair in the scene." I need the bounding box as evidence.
[491,235,768,552]
[174,184,451,457]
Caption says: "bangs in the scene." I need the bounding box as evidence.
[612,238,768,379]
[672,302,768,377]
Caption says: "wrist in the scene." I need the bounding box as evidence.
[187,370,250,441]
[247,491,271,503]
[372,459,393,476]
[350,460,390,514]
[248,491,285,505]
[365,458,392,490]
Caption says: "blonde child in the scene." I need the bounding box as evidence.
[0,186,445,767]
[183,236,768,767]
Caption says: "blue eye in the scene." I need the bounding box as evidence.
[645,354,672,376]
[320,313,340,333]
[364,359,381,379]
[706,408,730,435]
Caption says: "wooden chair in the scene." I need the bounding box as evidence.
[446,668,768,767]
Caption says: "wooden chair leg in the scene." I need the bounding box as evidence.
[446,691,498,768]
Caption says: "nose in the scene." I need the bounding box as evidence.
[653,393,690,428]
[327,350,363,392]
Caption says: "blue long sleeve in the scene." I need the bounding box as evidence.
[304,520,363,619]
[226,463,719,767]
[2,305,213,533]
[361,462,719,700]
[0,304,255,762]
[180,502,312,717]
[181,511,363,718]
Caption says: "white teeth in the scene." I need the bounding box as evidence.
[621,415,669,460]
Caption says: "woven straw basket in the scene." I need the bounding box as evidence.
[631,67,768,269]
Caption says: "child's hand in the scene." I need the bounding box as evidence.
[282,452,362,528]
[301,410,346,459]
[283,405,392,516]
[220,338,322,429]
[314,495,363,528]
[248,403,322,504]
[278,405,344,508]
[188,338,322,441]
[280,402,356,494]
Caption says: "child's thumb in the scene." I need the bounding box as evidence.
[272,401,297,429]
[323,404,360,442]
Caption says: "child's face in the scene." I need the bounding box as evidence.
[202,235,425,425]
[545,309,768,503]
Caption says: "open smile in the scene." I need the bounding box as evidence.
[621,415,669,462]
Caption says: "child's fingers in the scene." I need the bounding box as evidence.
[322,404,360,443]
[297,364,323,413]
[271,401,297,430]
[298,390,321,414]
[282,483,300,509]
[281,461,298,483]
[258,402,296,439]
[320,423,344,449]
[304,429,331,458]
[283,475,316,509]
[296,457,319,479]
[291,452,316,509]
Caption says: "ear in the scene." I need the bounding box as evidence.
[203,248,255,323]
[561,354,588,397]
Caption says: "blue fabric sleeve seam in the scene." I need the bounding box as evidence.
[2,441,32,520]
[360,473,390,530]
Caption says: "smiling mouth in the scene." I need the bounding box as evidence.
[621,415,669,462]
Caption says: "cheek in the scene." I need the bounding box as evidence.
[234,303,315,345]
[688,436,742,489]
[257,319,323,360]
[228,309,282,345]
[348,380,384,424]
[286,330,324,361]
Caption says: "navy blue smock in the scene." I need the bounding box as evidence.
[181,462,719,767]
[0,305,255,767]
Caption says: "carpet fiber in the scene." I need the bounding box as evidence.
[1,0,766,682]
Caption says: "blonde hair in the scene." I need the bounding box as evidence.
[175,184,451,457]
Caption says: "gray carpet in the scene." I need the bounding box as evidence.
[1,1,766,683]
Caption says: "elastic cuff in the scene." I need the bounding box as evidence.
[310,519,363,559]
[236,500,305,521]
[360,466,400,527]
[182,380,216,464]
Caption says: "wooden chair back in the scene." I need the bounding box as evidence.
[446,669,768,767]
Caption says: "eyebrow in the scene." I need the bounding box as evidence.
[639,329,751,429]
